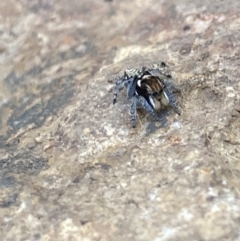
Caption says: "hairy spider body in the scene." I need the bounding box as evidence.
[140,68,181,115]
[112,65,180,127]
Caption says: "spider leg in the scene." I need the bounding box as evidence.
[162,82,181,115]
[126,77,137,99]
[138,95,160,121]
[162,79,181,93]
[113,77,128,104]
[130,96,137,128]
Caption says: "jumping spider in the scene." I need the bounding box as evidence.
[112,63,181,128]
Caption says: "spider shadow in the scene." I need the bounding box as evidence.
[144,109,170,136]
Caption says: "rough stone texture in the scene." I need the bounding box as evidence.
[1,0,240,240]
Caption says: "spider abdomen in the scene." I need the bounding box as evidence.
[139,77,164,95]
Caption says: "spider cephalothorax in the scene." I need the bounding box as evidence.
[112,64,181,128]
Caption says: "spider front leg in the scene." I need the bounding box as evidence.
[138,95,160,121]
[126,76,137,99]
[113,77,127,104]
[163,82,181,115]
[130,96,137,128]
[113,76,136,104]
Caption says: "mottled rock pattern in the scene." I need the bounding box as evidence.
[1,0,240,240]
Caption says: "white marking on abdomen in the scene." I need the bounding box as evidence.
[137,79,141,87]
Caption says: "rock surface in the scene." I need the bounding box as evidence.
[1,0,240,240]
